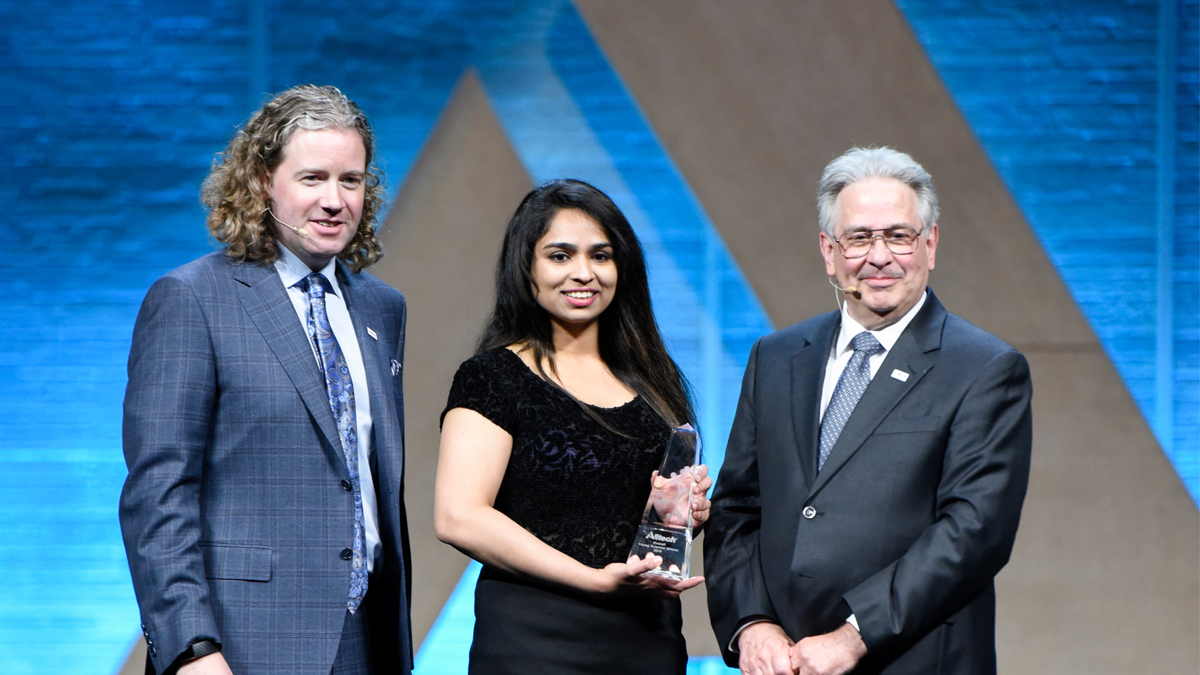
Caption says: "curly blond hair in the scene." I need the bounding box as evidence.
[201,85,386,272]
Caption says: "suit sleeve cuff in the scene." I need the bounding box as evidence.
[727,615,777,653]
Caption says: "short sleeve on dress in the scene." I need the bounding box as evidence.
[441,351,519,436]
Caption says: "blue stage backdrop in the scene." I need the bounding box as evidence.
[0,1,1194,674]
[899,0,1199,500]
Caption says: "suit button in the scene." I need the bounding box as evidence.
[341,548,354,561]
[341,480,352,491]
[149,647,157,657]
[802,506,817,519]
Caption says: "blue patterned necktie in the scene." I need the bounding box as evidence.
[301,273,368,613]
[818,331,884,472]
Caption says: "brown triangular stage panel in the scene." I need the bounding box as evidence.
[373,68,534,649]
[576,0,1197,671]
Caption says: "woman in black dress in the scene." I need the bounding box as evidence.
[434,179,712,674]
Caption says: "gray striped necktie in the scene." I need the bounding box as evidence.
[819,331,883,471]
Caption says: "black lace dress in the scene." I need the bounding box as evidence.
[442,347,688,674]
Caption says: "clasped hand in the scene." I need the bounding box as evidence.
[737,622,866,675]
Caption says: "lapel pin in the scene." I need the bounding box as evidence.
[891,369,910,382]
[367,327,378,340]
[391,359,402,376]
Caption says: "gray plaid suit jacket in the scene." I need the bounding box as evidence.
[119,251,412,674]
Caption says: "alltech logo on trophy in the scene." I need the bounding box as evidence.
[629,425,701,580]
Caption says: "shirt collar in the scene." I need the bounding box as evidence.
[275,246,342,298]
[835,289,928,356]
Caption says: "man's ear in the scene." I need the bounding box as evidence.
[819,231,838,277]
[925,223,938,270]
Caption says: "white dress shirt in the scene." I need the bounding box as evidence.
[819,290,928,422]
[275,247,382,574]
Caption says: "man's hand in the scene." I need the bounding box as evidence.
[177,652,234,675]
[737,622,796,675]
[790,622,866,675]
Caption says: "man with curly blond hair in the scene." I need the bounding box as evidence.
[120,85,412,675]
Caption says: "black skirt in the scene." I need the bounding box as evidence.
[469,566,688,675]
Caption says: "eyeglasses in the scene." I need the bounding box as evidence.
[834,227,924,259]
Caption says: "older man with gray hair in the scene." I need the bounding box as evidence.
[705,147,1032,675]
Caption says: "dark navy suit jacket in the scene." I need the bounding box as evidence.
[119,251,412,674]
[705,290,1031,674]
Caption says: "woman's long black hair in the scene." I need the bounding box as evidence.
[477,179,694,429]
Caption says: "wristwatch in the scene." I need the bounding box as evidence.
[169,640,221,673]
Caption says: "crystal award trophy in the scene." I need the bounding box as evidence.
[629,424,701,580]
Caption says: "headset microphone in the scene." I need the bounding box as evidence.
[827,276,861,299]
[268,209,310,239]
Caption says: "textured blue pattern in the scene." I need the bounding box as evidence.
[820,333,884,471]
[2,3,244,673]
[895,0,1199,501]
[302,273,368,613]
[1,1,1193,674]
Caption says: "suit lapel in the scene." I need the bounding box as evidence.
[790,313,840,489]
[233,260,347,470]
[806,292,946,498]
[339,265,401,485]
